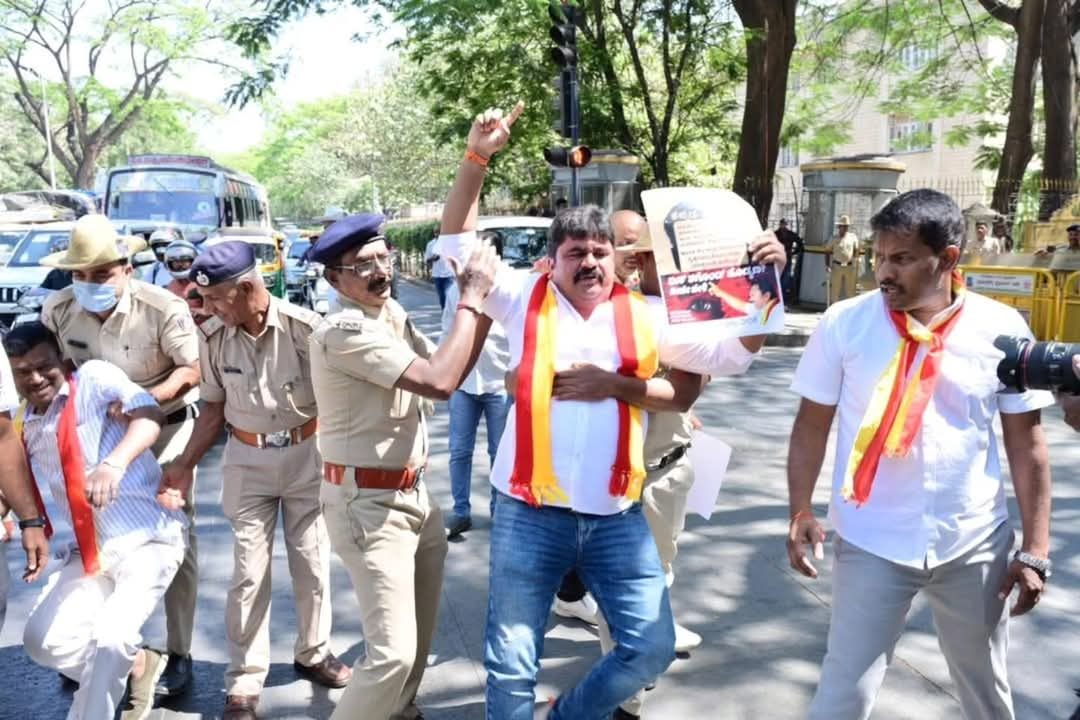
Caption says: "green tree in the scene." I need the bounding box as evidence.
[0,0,237,188]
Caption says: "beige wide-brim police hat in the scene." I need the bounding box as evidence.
[615,223,654,254]
[836,214,852,225]
[41,215,147,270]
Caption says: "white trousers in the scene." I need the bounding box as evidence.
[23,538,184,720]
[808,522,1015,720]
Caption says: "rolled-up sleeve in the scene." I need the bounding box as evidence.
[790,308,843,406]
[323,326,418,390]
[648,298,759,376]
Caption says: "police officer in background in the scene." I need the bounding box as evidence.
[40,213,202,696]
[307,214,497,719]
[159,242,349,719]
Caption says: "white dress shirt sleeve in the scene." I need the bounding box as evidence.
[790,306,844,406]
[647,297,758,376]
[80,360,160,415]
[995,308,1056,414]
[0,352,18,414]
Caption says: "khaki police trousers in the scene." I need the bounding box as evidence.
[321,479,448,720]
[598,452,694,715]
[221,435,333,696]
[828,264,858,305]
[155,417,198,657]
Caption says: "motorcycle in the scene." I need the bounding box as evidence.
[12,286,53,328]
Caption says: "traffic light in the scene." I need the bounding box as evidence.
[549,2,577,67]
[543,146,592,168]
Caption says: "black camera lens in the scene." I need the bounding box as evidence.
[995,335,1080,394]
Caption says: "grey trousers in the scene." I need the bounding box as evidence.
[808,522,1015,720]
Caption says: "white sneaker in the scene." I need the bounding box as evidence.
[674,622,703,653]
[553,593,600,625]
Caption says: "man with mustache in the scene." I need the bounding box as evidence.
[40,214,203,697]
[437,104,785,719]
[4,321,188,720]
[306,213,499,719]
[787,190,1053,720]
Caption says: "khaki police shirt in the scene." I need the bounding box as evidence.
[310,294,436,470]
[827,231,859,265]
[198,297,321,435]
[42,279,200,415]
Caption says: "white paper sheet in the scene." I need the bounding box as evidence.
[685,431,732,520]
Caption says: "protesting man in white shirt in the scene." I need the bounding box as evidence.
[4,322,188,720]
[0,349,49,634]
[786,189,1053,720]
[439,103,786,720]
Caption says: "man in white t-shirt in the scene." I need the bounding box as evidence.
[0,345,50,634]
[787,189,1053,720]
[425,230,456,309]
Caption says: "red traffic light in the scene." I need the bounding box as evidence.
[544,146,592,168]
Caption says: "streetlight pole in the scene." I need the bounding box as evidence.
[39,72,57,190]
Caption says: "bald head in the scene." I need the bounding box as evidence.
[611,210,647,248]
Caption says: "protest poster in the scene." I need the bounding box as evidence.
[641,188,786,338]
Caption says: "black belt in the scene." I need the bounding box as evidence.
[832,261,852,267]
[646,444,690,472]
[164,404,199,426]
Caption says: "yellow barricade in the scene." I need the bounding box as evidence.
[1058,271,1080,342]
[959,265,1060,340]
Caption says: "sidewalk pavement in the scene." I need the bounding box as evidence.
[0,279,1076,719]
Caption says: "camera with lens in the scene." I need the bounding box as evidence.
[995,335,1080,394]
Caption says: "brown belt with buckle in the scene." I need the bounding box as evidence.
[231,417,318,449]
[323,462,425,491]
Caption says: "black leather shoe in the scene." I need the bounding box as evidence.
[445,515,473,539]
[613,709,640,720]
[154,653,193,697]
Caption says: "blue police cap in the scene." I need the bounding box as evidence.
[189,240,256,288]
[308,213,386,265]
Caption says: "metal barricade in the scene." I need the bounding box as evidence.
[1057,271,1080,341]
[959,265,1060,340]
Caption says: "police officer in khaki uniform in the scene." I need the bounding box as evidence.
[307,213,497,720]
[40,214,202,695]
[159,242,349,719]
[825,214,859,305]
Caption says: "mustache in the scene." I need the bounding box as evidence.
[574,267,603,283]
[368,277,390,291]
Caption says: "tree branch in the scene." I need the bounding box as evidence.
[974,0,1020,26]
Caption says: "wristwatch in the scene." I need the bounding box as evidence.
[1014,550,1052,579]
[17,517,47,530]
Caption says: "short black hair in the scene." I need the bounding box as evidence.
[3,321,61,359]
[555,197,569,208]
[547,205,612,256]
[1068,224,1080,232]
[870,189,963,253]
[750,272,777,298]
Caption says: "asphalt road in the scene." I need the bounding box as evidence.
[1,278,1078,719]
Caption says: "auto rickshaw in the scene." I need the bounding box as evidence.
[204,227,287,298]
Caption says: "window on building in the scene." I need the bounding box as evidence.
[900,43,936,71]
[779,144,799,168]
[889,117,934,153]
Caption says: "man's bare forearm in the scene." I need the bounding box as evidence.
[1002,411,1052,557]
[441,159,486,236]
[174,401,227,470]
[787,399,835,515]
[0,417,39,519]
[150,362,200,405]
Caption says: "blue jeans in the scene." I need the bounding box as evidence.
[484,492,675,720]
[433,276,454,309]
[448,390,510,519]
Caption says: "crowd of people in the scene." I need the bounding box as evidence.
[0,103,1063,720]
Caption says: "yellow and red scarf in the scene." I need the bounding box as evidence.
[843,271,966,505]
[15,376,99,575]
[761,298,780,324]
[509,275,659,507]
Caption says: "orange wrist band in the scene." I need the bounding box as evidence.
[464,149,490,168]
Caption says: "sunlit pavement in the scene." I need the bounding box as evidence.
[1,278,1077,719]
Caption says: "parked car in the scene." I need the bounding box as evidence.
[284,238,313,303]
[477,215,551,268]
[0,222,72,326]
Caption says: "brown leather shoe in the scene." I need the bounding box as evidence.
[224,694,259,720]
[293,653,351,689]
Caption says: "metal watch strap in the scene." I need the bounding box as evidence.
[17,517,47,530]
[1014,550,1052,578]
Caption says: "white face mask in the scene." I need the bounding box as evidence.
[72,281,119,312]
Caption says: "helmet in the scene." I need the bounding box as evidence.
[163,240,199,281]
[149,227,183,258]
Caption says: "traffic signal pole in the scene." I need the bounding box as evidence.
[547,1,590,209]
[569,65,581,207]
